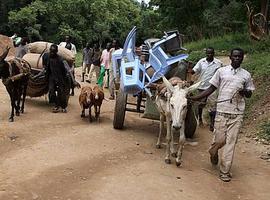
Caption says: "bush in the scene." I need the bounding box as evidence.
[259,121,270,141]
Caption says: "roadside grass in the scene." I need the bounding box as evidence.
[75,52,83,68]
[185,33,270,64]
[259,121,270,141]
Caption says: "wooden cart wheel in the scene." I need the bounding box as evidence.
[113,88,127,129]
[184,104,197,139]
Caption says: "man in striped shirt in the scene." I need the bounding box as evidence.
[190,48,255,182]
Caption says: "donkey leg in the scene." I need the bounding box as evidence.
[156,114,165,149]
[165,116,172,164]
[170,129,177,158]
[20,82,28,113]
[9,95,15,122]
[15,90,21,116]
[176,126,186,167]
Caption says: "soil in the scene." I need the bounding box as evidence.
[0,69,269,200]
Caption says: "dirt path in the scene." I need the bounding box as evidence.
[0,70,269,200]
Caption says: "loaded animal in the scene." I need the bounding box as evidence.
[79,86,94,122]
[92,85,104,122]
[0,47,30,122]
[155,76,200,166]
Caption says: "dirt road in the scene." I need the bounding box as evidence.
[0,71,269,200]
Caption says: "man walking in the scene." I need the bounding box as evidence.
[108,39,121,100]
[97,42,111,87]
[81,42,93,82]
[87,44,101,84]
[42,44,71,113]
[191,47,222,130]
[190,48,255,182]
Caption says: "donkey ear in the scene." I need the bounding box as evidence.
[162,76,174,93]
[186,81,202,93]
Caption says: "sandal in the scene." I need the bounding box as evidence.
[219,173,231,182]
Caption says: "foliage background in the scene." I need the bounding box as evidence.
[0,0,265,48]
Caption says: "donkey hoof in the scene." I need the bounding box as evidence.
[165,159,171,164]
[156,144,161,149]
[9,118,14,122]
[171,152,177,158]
[16,112,20,116]
[176,161,182,167]
[81,114,85,118]
[20,109,24,114]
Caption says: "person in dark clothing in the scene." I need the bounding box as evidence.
[42,44,71,113]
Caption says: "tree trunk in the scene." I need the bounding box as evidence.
[261,0,269,18]
[261,0,269,33]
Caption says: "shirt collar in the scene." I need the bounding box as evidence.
[230,65,242,74]
[203,58,217,64]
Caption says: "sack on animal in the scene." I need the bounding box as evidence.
[22,53,43,69]
[28,42,75,64]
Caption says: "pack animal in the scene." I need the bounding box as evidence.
[92,85,104,122]
[79,86,94,122]
[155,76,200,166]
[0,47,30,122]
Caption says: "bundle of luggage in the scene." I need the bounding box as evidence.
[22,42,75,97]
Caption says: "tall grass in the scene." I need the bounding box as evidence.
[185,33,270,67]
[75,52,83,68]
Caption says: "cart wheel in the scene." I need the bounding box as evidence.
[113,89,127,129]
[184,104,197,138]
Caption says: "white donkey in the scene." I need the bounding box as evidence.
[155,76,200,166]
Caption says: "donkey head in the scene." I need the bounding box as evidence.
[162,76,200,131]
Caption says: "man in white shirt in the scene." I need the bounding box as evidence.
[59,35,77,55]
[97,43,111,87]
[190,48,255,182]
[192,47,223,130]
[15,37,29,58]
[109,39,121,100]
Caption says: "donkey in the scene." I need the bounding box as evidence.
[155,76,200,166]
[0,47,30,122]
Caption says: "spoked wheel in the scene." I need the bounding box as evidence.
[184,104,197,139]
[113,88,127,129]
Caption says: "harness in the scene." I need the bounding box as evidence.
[189,89,243,112]
[2,58,31,86]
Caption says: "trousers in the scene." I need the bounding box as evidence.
[209,112,243,175]
[48,78,69,109]
[88,64,100,83]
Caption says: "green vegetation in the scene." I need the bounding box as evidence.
[259,121,270,141]
[0,0,266,47]
[75,52,83,68]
